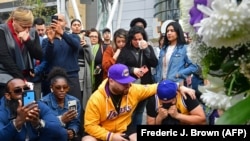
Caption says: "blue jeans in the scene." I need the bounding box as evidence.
[132,99,147,125]
[191,74,204,101]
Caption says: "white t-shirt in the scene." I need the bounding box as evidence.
[162,45,175,80]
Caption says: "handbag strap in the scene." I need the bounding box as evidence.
[139,49,143,67]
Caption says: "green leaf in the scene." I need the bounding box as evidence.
[216,96,250,124]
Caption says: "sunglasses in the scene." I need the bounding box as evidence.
[11,86,30,94]
[54,85,70,91]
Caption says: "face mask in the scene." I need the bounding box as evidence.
[162,103,173,109]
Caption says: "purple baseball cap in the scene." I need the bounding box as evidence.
[157,80,177,101]
[108,64,136,84]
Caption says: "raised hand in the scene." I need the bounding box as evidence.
[46,26,55,43]
[18,29,30,42]
[14,100,37,129]
[50,20,64,36]
[26,105,41,128]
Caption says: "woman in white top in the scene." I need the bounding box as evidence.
[154,21,197,85]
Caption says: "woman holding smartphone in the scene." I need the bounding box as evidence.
[40,67,82,141]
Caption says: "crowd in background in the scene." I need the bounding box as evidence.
[0,6,218,141]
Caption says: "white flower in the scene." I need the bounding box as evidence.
[195,0,250,48]
[198,75,225,93]
[187,38,209,65]
[199,75,246,110]
[198,75,228,110]
[200,90,232,110]
[240,62,250,79]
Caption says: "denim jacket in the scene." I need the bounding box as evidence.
[0,97,67,141]
[154,44,198,83]
[40,93,82,135]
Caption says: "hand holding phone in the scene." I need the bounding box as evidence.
[140,65,149,74]
[51,15,58,23]
[68,100,77,111]
[22,90,36,106]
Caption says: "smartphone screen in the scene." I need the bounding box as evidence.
[51,15,58,23]
[68,100,77,111]
[22,90,36,106]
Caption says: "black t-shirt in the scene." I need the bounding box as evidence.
[146,94,200,124]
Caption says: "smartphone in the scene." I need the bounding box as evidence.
[51,15,58,23]
[140,65,149,74]
[94,68,102,75]
[22,90,36,106]
[68,100,77,111]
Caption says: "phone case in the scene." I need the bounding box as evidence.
[51,15,58,23]
[22,90,36,106]
[94,68,102,75]
[68,100,77,111]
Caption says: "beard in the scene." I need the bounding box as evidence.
[6,99,19,120]
[111,86,129,96]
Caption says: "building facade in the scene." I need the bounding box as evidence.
[0,0,180,39]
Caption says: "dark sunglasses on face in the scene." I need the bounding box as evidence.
[11,86,30,94]
[54,85,70,91]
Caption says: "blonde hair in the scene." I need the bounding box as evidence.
[7,7,34,25]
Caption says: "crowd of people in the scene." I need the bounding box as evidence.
[0,6,215,141]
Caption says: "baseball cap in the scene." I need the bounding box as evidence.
[157,80,177,101]
[102,28,111,34]
[108,64,136,84]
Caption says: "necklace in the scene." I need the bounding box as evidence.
[110,94,122,109]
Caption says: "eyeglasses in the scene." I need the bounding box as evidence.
[89,35,98,38]
[10,86,30,94]
[54,85,70,91]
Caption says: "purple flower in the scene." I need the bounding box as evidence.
[189,0,208,31]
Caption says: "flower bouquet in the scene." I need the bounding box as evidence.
[180,0,250,124]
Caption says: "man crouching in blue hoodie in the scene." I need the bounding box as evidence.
[0,78,67,141]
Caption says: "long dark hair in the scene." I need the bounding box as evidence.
[163,22,186,46]
[125,26,148,49]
